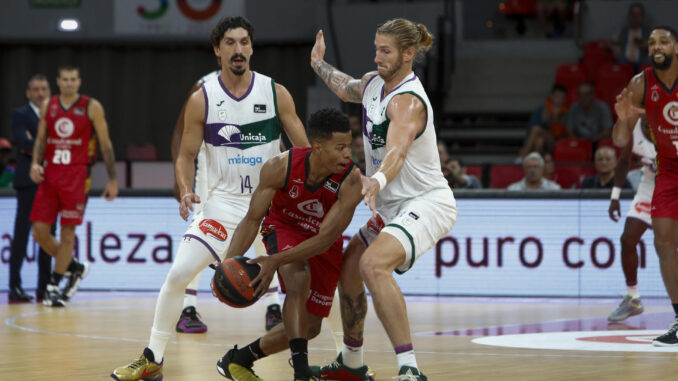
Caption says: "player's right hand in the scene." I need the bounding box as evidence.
[179,192,200,221]
[310,30,326,68]
[614,88,645,120]
[608,199,621,222]
[29,163,44,183]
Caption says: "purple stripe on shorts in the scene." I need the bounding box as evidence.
[358,230,369,247]
[394,343,413,354]
[184,234,220,263]
[185,289,198,296]
[267,287,278,293]
[343,337,363,347]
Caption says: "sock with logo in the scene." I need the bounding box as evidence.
[290,338,310,378]
[234,338,266,367]
[341,338,364,368]
[395,343,418,369]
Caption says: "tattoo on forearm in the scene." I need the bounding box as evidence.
[103,146,117,179]
[314,61,362,103]
[341,291,367,338]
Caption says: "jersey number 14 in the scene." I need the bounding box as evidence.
[240,175,253,193]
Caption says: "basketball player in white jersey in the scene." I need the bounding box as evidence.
[111,16,310,381]
[608,117,656,321]
[310,19,458,380]
[169,68,284,334]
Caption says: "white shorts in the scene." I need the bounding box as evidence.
[626,172,655,227]
[184,192,266,262]
[357,188,457,274]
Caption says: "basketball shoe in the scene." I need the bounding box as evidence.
[216,346,263,381]
[176,306,208,333]
[42,284,66,307]
[608,295,643,321]
[653,317,678,346]
[396,366,427,381]
[62,261,89,300]
[309,354,375,380]
[111,347,163,380]
[265,303,283,331]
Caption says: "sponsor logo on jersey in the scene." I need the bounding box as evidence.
[217,100,225,106]
[324,179,340,193]
[408,211,420,220]
[218,110,227,121]
[366,214,385,234]
[292,178,304,184]
[297,199,324,218]
[651,89,660,103]
[371,156,382,167]
[217,125,269,145]
[228,154,263,166]
[74,107,85,116]
[289,184,299,199]
[662,101,678,126]
[54,117,74,138]
[199,219,228,241]
[254,104,267,113]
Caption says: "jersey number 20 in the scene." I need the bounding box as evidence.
[52,149,71,165]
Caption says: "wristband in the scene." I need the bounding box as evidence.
[610,186,621,200]
[371,171,387,191]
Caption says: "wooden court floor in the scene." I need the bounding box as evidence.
[1,292,678,380]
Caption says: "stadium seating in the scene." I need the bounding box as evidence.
[466,165,483,182]
[555,63,587,105]
[553,138,592,162]
[594,62,634,118]
[490,164,524,189]
[497,0,537,16]
[552,164,596,189]
[581,39,614,82]
[596,138,621,157]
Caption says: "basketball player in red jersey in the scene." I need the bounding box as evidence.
[215,108,363,381]
[29,65,118,307]
[613,26,678,345]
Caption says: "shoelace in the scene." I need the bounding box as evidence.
[127,356,147,370]
[665,320,678,335]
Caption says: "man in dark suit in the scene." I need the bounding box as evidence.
[8,74,53,302]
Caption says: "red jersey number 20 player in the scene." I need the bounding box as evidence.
[29,66,118,307]
[612,26,678,346]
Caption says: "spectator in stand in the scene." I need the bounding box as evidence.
[581,146,632,189]
[446,157,481,189]
[543,152,556,180]
[610,3,650,70]
[0,138,14,188]
[566,82,613,144]
[517,85,569,161]
[508,152,561,191]
[537,0,569,38]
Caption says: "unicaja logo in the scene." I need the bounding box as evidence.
[218,125,240,143]
[55,117,74,138]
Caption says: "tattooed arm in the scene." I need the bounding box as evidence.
[310,30,377,103]
[90,98,119,201]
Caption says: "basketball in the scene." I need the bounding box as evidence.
[211,256,261,308]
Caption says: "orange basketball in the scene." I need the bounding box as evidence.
[211,256,261,308]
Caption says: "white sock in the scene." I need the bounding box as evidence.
[148,236,215,361]
[326,289,344,354]
[627,285,640,298]
[396,348,418,370]
[341,341,364,369]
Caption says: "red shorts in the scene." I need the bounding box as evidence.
[262,226,342,317]
[652,158,678,220]
[30,164,91,226]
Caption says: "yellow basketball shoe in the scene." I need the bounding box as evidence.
[111,348,163,381]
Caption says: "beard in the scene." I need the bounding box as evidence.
[378,55,404,82]
[652,53,673,70]
[230,54,247,76]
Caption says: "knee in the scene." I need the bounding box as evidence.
[164,266,193,291]
[654,238,677,259]
[620,233,638,251]
[32,226,47,245]
[358,255,390,287]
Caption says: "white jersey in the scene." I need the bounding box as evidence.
[194,71,220,209]
[202,71,282,201]
[362,72,451,209]
[631,119,657,180]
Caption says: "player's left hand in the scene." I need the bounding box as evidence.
[247,255,280,299]
[310,30,326,68]
[102,179,119,201]
[608,199,621,222]
[360,174,380,217]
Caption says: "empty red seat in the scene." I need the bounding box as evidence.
[490,165,524,189]
[595,63,634,118]
[498,0,537,16]
[582,39,614,82]
[466,165,482,181]
[553,164,597,189]
[554,138,593,162]
[555,63,587,105]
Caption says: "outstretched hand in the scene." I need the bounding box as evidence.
[179,192,201,221]
[310,30,326,67]
[360,173,379,217]
[615,88,645,120]
[247,255,280,299]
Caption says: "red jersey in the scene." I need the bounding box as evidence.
[44,95,96,167]
[263,147,354,237]
[643,68,678,172]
